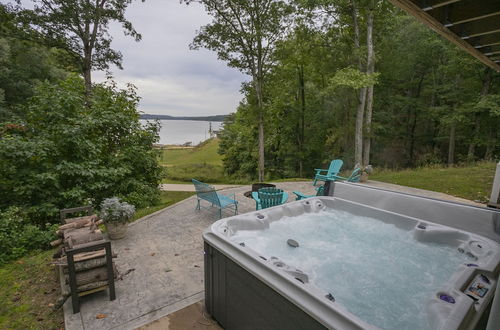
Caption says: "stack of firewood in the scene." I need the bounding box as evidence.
[51,214,117,309]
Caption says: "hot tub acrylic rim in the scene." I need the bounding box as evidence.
[203,229,375,330]
[204,196,500,330]
[330,182,500,243]
[332,181,499,213]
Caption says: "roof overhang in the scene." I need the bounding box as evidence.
[388,0,500,72]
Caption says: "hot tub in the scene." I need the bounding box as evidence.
[203,182,500,330]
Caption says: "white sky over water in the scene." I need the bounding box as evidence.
[89,0,246,116]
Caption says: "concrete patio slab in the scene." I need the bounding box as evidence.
[63,180,483,330]
[63,182,315,330]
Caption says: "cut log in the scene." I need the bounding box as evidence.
[77,280,109,293]
[53,249,116,265]
[64,229,104,249]
[65,263,117,286]
[57,217,102,236]
[61,257,107,273]
[50,239,63,247]
[64,214,97,224]
[74,257,108,272]
[63,226,97,239]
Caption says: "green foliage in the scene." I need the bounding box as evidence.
[28,0,141,73]
[0,75,163,224]
[220,7,500,179]
[0,3,74,120]
[0,207,57,264]
[187,0,293,76]
[164,164,226,184]
[218,111,260,179]
[329,67,379,90]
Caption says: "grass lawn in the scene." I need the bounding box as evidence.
[131,191,195,221]
[0,249,63,330]
[159,138,227,183]
[370,162,496,203]
[0,191,194,330]
[159,138,222,167]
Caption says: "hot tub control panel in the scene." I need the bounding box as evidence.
[464,273,493,304]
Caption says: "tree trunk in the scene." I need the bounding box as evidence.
[83,53,92,98]
[408,106,418,166]
[254,76,265,182]
[352,0,365,166]
[355,89,367,165]
[467,114,480,162]
[258,113,265,181]
[298,65,306,178]
[448,121,456,166]
[408,71,426,166]
[484,126,496,160]
[362,0,375,167]
[468,69,492,162]
[83,67,92,96]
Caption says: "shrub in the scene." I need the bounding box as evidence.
[0,75,164,225]
[0,207,57,264]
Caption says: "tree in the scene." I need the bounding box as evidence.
[185,0,293,181]
[0,75,163,223]
[0,3,74,120]
[351,0,366,166]
[362,0,375,166]
[28,0,141,96]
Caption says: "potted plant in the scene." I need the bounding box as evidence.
[354,164,373,182]
[360,164,374,182]
[100,197,135,240]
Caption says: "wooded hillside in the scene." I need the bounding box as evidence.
[196,2,500,180]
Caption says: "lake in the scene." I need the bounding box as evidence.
[140,119,223,145]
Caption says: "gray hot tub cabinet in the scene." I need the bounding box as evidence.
[203,182,500,330]
[204,241,327,330]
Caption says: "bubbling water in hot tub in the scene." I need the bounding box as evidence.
[230,209,472,330]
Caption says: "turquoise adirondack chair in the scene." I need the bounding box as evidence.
[293,185,325,201]
[192,179,238,219]
[313,159,343,185]
[251,187,288,210]
[329,167,362,183]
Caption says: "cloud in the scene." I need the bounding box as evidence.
[92,0,247,116]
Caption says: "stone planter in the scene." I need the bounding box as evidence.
[106,222,128,240]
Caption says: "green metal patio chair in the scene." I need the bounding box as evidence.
[313,159,343,185]
[251,187,288,210]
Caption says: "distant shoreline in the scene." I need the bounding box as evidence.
[140,113,227,122]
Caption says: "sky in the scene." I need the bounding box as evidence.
[92,0,247,116]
